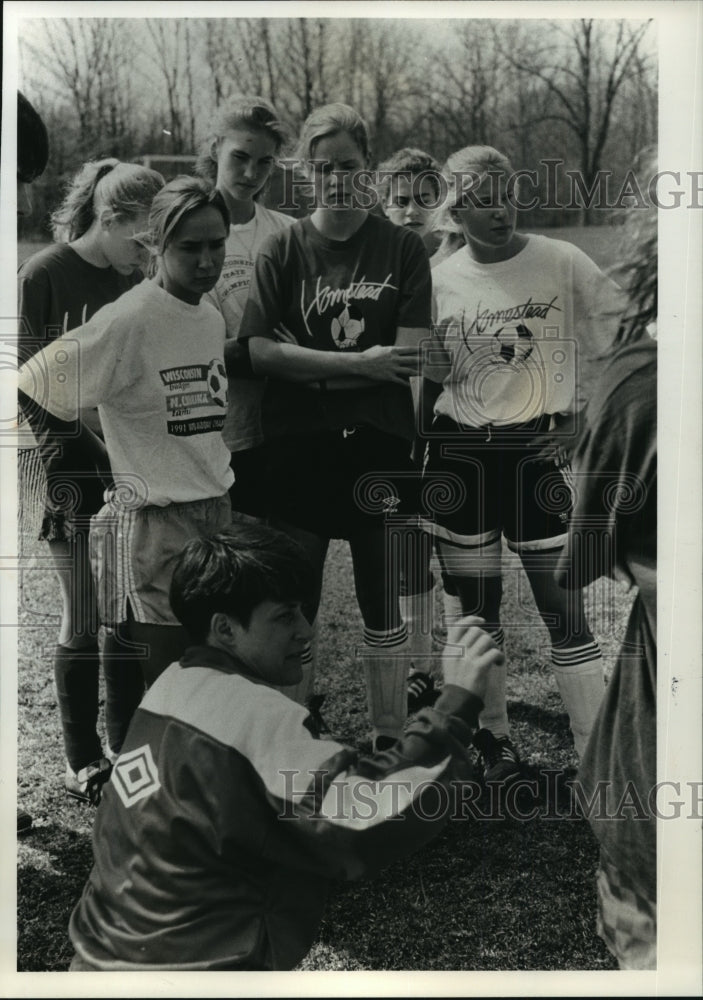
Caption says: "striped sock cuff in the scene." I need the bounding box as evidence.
[551,641,602,668]
[488,627,505,648]
[363,623,408,649]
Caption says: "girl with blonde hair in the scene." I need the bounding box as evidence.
[19,177,233,801]
[18,157,164,801]
[422,144,628,780]
[240,104,432,749]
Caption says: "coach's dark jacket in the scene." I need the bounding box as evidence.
[69,645,482,971]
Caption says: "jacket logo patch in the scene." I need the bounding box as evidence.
[112,744,161,808]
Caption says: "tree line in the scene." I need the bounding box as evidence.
[19,15,656,237]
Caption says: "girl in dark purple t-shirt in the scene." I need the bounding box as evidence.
[241,104,432,750]
[18,158,163,802]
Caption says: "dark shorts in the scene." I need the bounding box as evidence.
[18,446,106,544]
[266,426,420,540]
[422,414,570,554]
[228,445,270,521]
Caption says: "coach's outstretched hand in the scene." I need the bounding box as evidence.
[358,344,419,384]
[441,616,504,704]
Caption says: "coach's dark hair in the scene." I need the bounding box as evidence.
[18,92,49,183]
[146,175,230,275]
[169,525,314,642]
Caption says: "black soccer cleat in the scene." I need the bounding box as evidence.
[473,728,521,784]
[65,758,112,805]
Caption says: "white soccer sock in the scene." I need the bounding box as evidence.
[551,642,605,758]
[362,623,409,742]
[477,628,510,738]
[399,584,436,674]
[278,622,317,706]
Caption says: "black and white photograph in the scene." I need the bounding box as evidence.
[1,0,701,994]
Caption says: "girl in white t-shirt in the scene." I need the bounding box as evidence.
[423,145,628,780]
[196,96,295,519]
[19,179,234,800]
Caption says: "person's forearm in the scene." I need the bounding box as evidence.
[264,691,483,882]
[319,374,378,391]
[249,339,368,383]
[19,389,110,474]
[322,328,428,391]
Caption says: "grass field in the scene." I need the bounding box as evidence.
[16,224,630,973]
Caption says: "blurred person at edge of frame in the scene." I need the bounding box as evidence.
[556,148,658,971]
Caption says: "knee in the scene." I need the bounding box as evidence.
[357,587,401,633]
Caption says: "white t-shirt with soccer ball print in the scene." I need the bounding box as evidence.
[18,279,233,508]
[429,234,628,428]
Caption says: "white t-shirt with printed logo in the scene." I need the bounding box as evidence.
[429,235,628,428]
[205,203,295,452]
[18,279,233,507]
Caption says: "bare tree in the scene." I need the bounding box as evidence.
[18,15,658,231]
[183,21,198,152]
[144,20,188,152]
[494,18,654,222]
[21,18,138,157]
[428,21,505,158]
[273,18,332,120]
[363,20,425,157]
[201,19,285,109]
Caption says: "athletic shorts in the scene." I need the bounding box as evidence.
[18,446,106,544]
[228,444,270,521]
[596,847,656,970]
[90,493,232,627]
[265,426,420,540]
[422,414,570,554]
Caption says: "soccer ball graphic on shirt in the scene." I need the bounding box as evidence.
[491,323,534,365]
[331,305,365,350]
[207,359,228,408]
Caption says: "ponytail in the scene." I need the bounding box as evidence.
[50,159,164,242]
